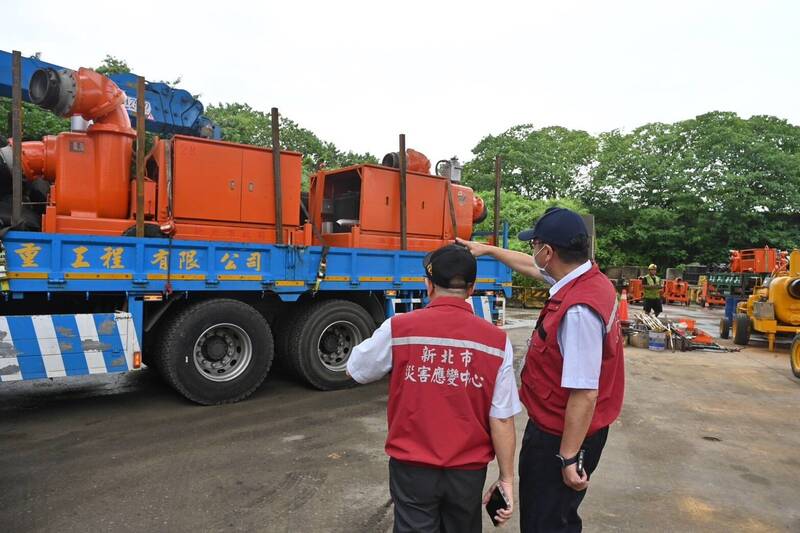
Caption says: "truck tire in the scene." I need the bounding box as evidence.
[286,299,376,390]
[732,313,751,346]
[791,335,800,379]
[157,298,274,404]
[0,197,41,231]
[272,305,303,370]
[719,317,730,339]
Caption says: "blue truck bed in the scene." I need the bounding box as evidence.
[0,232,511,297]
[0,231,511,397]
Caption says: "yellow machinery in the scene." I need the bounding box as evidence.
[512,286,549,309]
[731,250,800,377]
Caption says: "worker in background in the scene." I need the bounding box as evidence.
[458,207,625,533]
[642,264,663,317]
[346,244,521,532]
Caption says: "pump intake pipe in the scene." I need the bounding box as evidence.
[30,67,131,128]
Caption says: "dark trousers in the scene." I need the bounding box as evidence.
[519,420,609,533]
[389,458,487,533]
[643,298,663,316]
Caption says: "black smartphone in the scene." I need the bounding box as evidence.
[485,484,510,527]
[576,449,586,477]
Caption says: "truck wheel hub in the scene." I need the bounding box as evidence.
[317,320,361,371]
[193,323,253,382]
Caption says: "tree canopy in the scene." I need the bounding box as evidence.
[582,112,800,266]
[464,112,800,268]
[464,125,597,199]
[94,55,132,76]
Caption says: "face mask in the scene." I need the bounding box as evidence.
[532,244,551,275]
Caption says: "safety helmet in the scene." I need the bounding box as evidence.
[648,264,657,270]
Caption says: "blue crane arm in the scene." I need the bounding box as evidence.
[0,50,221,139]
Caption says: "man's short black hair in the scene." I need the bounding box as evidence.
[423,245,477,289]
[550,234,590,264]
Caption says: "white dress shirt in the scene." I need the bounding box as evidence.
[541,261,604,389]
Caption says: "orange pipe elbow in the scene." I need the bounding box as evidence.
[29,66,132,132]
[406,149,431,174]
[71,67,130,130]
[472,195,486,222]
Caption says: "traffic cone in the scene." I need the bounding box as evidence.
[619,290,629,321]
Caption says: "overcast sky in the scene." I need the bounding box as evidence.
[6,1,799,162]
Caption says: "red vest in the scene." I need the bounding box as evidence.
[520,264,625,436]
[387,297,507,469]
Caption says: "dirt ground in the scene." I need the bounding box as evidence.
[1,303,798,532]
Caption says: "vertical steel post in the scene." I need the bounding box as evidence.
[494,155,502,246]
[446,179,458,242]
[11,51,23,226]
[135,76,146,238]
[271,107,284,244]
[399,134,408,250]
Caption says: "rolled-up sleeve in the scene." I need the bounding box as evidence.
[346,317,393,384]
[489,337,522,419]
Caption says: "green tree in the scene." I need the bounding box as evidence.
[583,112,800,267]
[463,125,597,199]
[95,55,132,76]
[1,99,69,141]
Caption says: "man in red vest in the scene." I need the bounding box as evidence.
[347,244,521,532]
[458,207,625,532]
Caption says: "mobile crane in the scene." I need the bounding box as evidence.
[0,50,220,139]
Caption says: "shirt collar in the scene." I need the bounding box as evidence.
[426,296,474,312]
[548,260,592,297]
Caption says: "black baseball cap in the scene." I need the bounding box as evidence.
[518,207,588,248]
[423,244,477,289]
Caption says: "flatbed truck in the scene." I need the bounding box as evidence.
[0,230,511,404]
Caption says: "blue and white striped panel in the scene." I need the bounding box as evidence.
[468,296,494,322]
[388,296,497,323]
[0,312,140,382]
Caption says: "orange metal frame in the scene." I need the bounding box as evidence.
[627,278,643,303]
[664,279,690,305]
[308,164,478,251]
[730,247,783,274]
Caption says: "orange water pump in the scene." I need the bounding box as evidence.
[13,67,135,222]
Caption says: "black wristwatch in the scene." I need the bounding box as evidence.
[556,452,579,469]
